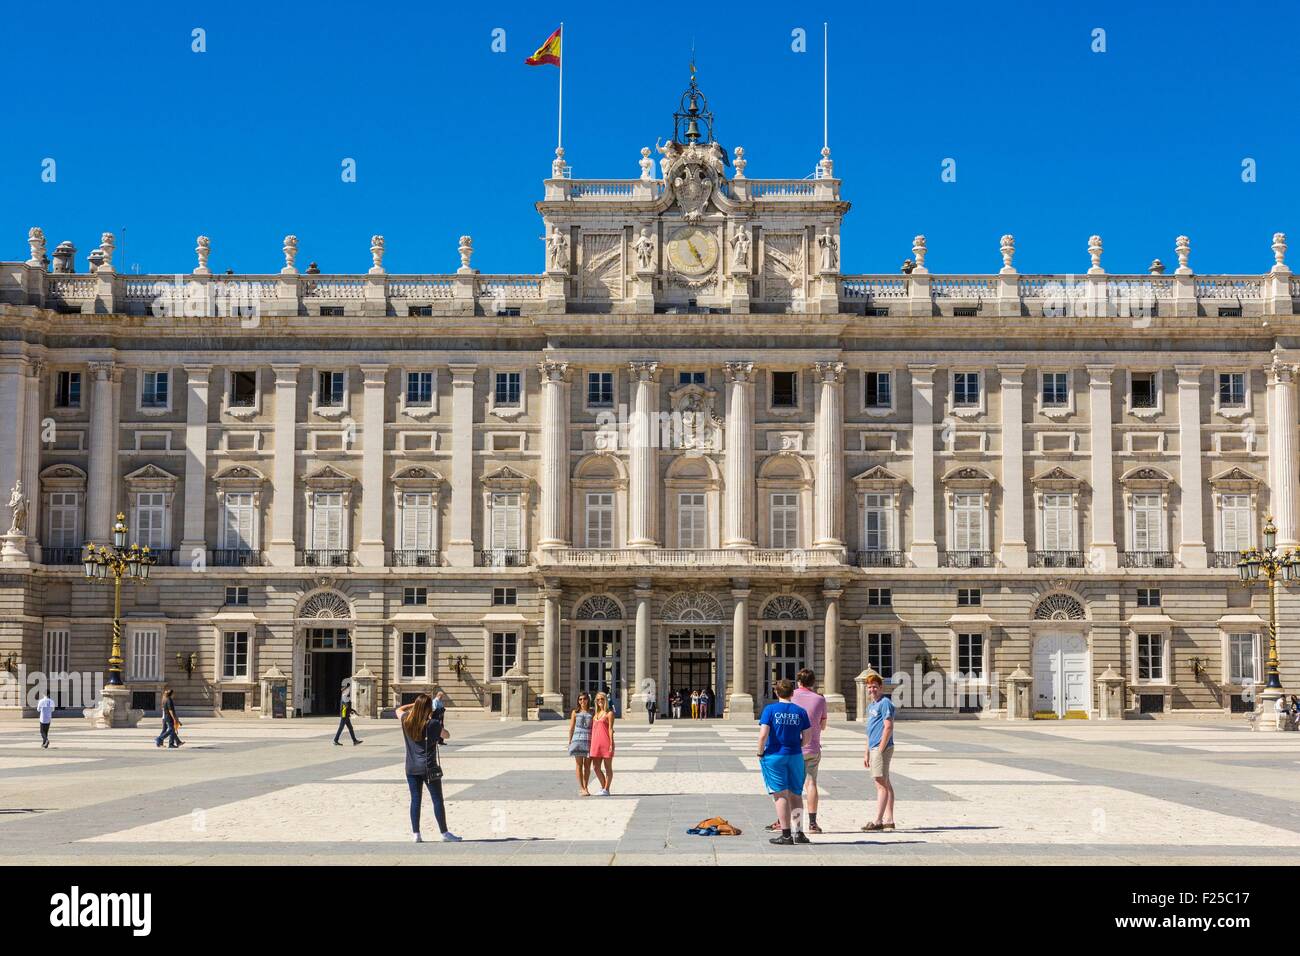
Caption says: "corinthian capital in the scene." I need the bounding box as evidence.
[628,361,661,383]
[537,359,571,384]
[814,361,845,384]
[87,360,116,380]
[723,361,755,384]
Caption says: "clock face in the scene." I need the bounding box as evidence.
[666,226,719,277]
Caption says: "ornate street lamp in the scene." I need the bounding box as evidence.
[1237,515,1294,728]
[82,514,157,687]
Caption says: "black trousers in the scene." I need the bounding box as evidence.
[39,722,49,743]
[334,710,357,743]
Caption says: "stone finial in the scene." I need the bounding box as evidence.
[369,235,385,275]
[457,235,474,274]
[1271,232,1289,274]
[97,232,115,273]
[1175,235,1191,275]
[638,147,654,181]
[88,249,105,272]
[1149,258,1165,275]
[282,235,299,274]
[819,146,833,179]
[911,235,928,274]
[26,227,46,268]
[1087,235,1103,274]
[733,146,747,179]
[999,234,1015,274]
[52,241,76,274]
[194,235,211,275]
[551,146,566,179]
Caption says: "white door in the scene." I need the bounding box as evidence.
[1033,634,1090,717]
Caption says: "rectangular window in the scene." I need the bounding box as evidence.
[141,370,169,408]
[134,492,167,551]
[1218,372,1246,408]
[1131,373,1157,409]
[957,633,984,679]
[317,370,344,407]
[494,371,521,407]
[769,492,799,549]
[402,586,428,607]
[678,493,708,549]
[221,492,256,551]
[1042,371,1069,407]
[401,492,434,551]
[490,493,521,550]
[55,370,81,408]
[957,588,982,607]
[1041,492,1075,551]
[1131,493,1163,551]
[864,371,892,409]
[679,371,706,386]
[866,632,895,679]
[1227,633,1258,684]
[405,371,433,407]
[230,370,257,407]
[586,372,614,408]
[1219,493,1252,552]
[585,492,615,549]
[311,493,344,550]
[868,587,892,607]
[222,630,249,680]
[1136,633,1165,681]
[224,586,248,606]
[401,631,428,680]
[952,492,985,551]
[862,494,892,551]
[492,586,518,606]
[47,492,81,548]
[129,628,161,682]
[1136,587,1161,608]
[771,371,798,408]
[953,372,980,407]
[491,631,518,679]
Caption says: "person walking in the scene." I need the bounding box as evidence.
[333,677,362,746]
[860,673,897,832]
[757,678,812,846]
[645,685,658,725]
[589,690,616,795]
[568,692,594,796]
[155,688,183,749]
[766,668,827,834]
[396,693,460,843]
[36,690,54,749]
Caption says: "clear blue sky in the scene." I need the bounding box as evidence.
[3,0,1296,276]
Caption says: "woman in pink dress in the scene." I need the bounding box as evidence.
[589,691,615,795]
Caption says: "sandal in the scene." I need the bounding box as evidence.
[882,823,896,830]
[860,821,885,832]
[764,821,782,832]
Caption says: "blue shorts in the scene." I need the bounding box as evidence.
[760,753,806,795]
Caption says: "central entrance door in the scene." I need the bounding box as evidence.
[1032,633,1089,718]
[305,627,352,716]
[668,628,718,717]
[577,626,623,717]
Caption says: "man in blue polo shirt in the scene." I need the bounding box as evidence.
[861,673,896,832]
[757,677,812,846]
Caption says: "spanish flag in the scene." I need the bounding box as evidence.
[525,26,562,67]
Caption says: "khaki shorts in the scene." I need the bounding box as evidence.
[803,752,821,785]
[869,745,892,779]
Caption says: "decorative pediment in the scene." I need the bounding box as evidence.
[853,465,906,488]
[1031,466,1085,488]
[1120,466,1172,485]
[390,464,445,487]
[213,463,266,484]
[303,464,356,489]
[123,463,178,489]
[1210,467,1260,487]
[40,463,87,490]
[941,465,994,487]
[482,464,532,490]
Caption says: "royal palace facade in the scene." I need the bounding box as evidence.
[1,85,1298,724]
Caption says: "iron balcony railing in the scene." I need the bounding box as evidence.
[1120,550,1175,569]
[391,550,440,567]
[42,547,82,566]
[1210,550,1243,569]
[857,549,904,568]
[1032,550,1086,569]
[943,550,994,569]
[302,549,352,567]
[476,549,531,568]
[212,548,261,567]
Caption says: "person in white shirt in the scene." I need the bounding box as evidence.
[36,693,54,749]
[1276,693,1289,731]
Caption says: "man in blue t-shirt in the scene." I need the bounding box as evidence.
[757,677,813,846]
[861,673,896,832]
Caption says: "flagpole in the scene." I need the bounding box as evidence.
[823,21,828,151]
[558,22,565,152]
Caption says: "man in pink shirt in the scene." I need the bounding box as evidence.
[766,668,828,834]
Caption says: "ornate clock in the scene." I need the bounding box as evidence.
[666,225,720,277]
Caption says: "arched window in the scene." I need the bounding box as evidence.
[760,594,811,620]
[574,594,624,620]
[1032,593,1086,621]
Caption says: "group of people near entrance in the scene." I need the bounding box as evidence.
[668,688,713,719]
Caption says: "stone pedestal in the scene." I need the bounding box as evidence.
[352,665,377,719]
[1256,686,1291,732]
[260,664,289,718]
[1005,666,1033,720]
[728,268,750,313]
[724,692,755,722]
[83,685,142,729]
[500,667,530,722]
[853,667,881,722]
[1,533,29,567]
[1096,666,1126,720]
[631,270,655,312]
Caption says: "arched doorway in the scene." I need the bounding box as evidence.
[295,589,354,716]
[1031,594,1089,718]
[659,591,726,718]
[573,594,625,716]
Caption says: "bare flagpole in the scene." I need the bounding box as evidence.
[823,21,828,151]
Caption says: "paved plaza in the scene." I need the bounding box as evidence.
[2,716,1300,865]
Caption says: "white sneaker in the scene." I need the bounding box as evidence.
[412,832,423,843]
[441,831,462,842]
[599,788,610,796]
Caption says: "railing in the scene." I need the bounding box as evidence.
[147,550,178,566]
[1120,550,1175,569]
[745,180,818,198]
[1210,550,1243,569]
[391,550,440,567]
[1195,277,1262,299]
[930,276,999,300]
[301,276,368,300]
[301,549,352,567]
[478,276,543,301]
[42,547,82,566]
[856,550,904,568]
[1032,550,1086,569]
[477,549,531,568]
[567,180,638,199]
[943,550,994,569]
[536,548,842,569]
[387,277,455,299]
[212,549,261,567]
[841,276,908,300]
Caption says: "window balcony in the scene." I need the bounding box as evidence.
[476,549,531,568]
[301,549,352,567]
[856,549,904,568]
[1210,550,1243,569]
[391,549,440,567]
[1120,550,1174,569]
[1032,550,1086,569]
[212,548,261,567]
[42,547,83,566]
[535,548,843,570]
[147,549,178,566]
[942,550,994,569]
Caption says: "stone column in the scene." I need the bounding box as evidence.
[540,582,563,716]
[23,361,43,560]
[1087,365,1118,570]
[909,364,938,567]
[268,364,299,566]
[538,360,571,550]
[1175,365,1207,567]
[723,361,755,548]
[447,364,477,565]
[179,365,211,560]
[627,362,660,548]
[998,365,1028,568]
[823,583,847,718]
[814,361,845,552]
[726,581,754,720]
[0,359,27,526]
[1269,359,1299,549]
[86,360,116,542]
[627,581,653,722]
[358,364,388,566]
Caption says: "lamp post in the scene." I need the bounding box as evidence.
[1237,515,1294,731]
[82,513,157,687]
